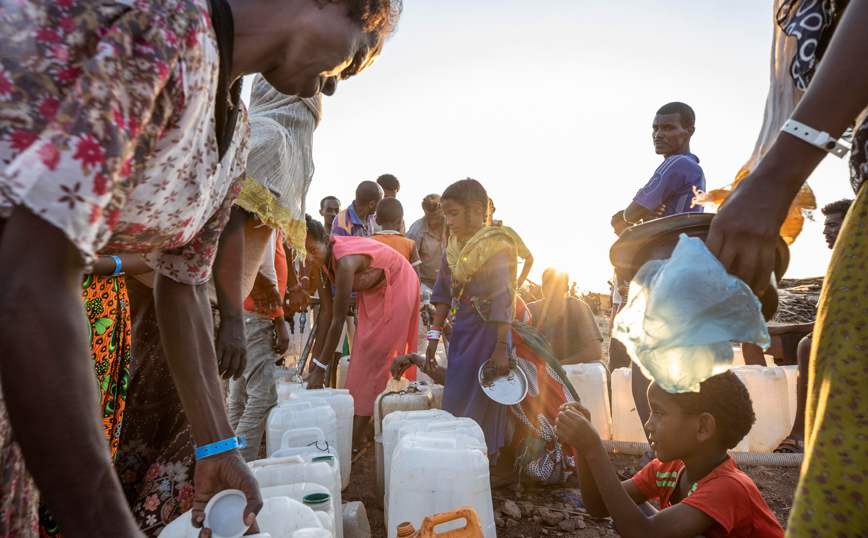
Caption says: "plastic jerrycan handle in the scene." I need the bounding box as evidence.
[281,427,326,449]
[251,455,304,468]
[420,507,483,538]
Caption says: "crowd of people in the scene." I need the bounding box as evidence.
[0,0,866,537]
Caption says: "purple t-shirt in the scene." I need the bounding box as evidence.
[633,153,706,217]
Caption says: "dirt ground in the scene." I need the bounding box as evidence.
[341,431,800,537]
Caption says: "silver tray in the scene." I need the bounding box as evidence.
[478,359,528,405]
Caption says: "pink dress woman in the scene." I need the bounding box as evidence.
[325,236,420,416]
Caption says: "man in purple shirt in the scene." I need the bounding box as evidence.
[331,181,383,237]
[617,102,706,228]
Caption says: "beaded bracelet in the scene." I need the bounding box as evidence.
[427,330,442,341]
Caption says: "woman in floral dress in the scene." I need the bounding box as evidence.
[0,0,403,535]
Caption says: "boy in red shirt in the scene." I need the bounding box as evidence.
[555,371,784,538]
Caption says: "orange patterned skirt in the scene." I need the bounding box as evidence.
[39,274,131,537]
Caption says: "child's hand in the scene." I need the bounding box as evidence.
[558,401,592,422]
[555,407,602,455]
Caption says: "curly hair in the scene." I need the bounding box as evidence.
[348,0,403,40]
[305,213,328,244]
[669,370,755,450]
[421,193,441,212]
[376,173,400,192]
[821,198,853,217]
[441,178,490,228]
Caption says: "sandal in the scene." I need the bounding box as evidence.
[774,437,804,454]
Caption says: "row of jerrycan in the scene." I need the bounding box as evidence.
[606,363,797,453]
[375,408,496,538]
[160,492,336,538]
[267,389,353,490]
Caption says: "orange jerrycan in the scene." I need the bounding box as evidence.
[396,507,484,538]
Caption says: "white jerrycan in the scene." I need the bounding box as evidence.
[611,368,647,444]
[261,485,334,537]
[388,435,495,538]
[731,366,790,452]
[563,362,612,441]
[291,389,354,490]
[384,417,484,513]
[160,496,324,538]
[249,454,342,538]
[277,379,307,401]
[375,409,452,508]
[266,397,337,457]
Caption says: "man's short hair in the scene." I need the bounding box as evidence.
[656,102,695,128]
[376,197,403,223]
[668,370,755,450]
[356,180,383,205]
[421,193,441,212]
[821,198,853,217]
[320,195,340,210]
[376,173,400,191]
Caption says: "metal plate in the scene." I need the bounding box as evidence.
[478,359,528,405]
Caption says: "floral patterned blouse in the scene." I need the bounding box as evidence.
[0,0,249,285]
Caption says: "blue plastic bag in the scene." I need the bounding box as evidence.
[614,234,770,393]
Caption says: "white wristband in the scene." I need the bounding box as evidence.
[781,119,850,158]
[311,358,328,370]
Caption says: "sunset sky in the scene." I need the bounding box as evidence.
[244,0,853,292]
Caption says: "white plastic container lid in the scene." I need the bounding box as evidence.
[203,489,249,538]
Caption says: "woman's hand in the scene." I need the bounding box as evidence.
[425,339,439,371]
[559,401,593,422]
[191,451,263,536]
[306,362,326,389]
[491,341,509,376]
[554,406,601,455]
[706,172,792,296]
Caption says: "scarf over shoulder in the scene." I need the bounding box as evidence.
[445,225,518,302]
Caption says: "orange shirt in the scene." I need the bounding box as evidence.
[370,231,421,267]
[632,456,783,537]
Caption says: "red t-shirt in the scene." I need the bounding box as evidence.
[631,456,783,538]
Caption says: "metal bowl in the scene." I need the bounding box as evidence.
[478,359,528,405]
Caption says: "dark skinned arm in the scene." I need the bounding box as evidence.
[707,0,868,293]
[623,201,667,225]
[308,256,363,388]
[0,207,143,537]
[425,302,451,370]
[212,206,248,380]
[154,272,262,533]
[310,271,333,365]
[91,254,152,276]
[392,353,447,384]
[556,408,715,538]
[560,339,604,365]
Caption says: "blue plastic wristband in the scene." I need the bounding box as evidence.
[194,435,246,460]
[108,255,123,277]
